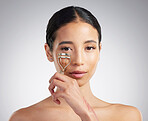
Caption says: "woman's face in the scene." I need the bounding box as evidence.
[48,22,101,86]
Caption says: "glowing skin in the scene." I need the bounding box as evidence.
[9,21,142,121]
[52,22,101,87]
[47,21,101,120]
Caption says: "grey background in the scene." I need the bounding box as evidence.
[0,0,148,121]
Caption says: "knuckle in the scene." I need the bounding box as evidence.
[49,86,52,91]
[49,80,51,84]
[48,84,51,89]
[71,79,76,85]
[48,84,53,92]
[53,93,57,98]
[60,93,65,98]
[66,84,71,89]
[65,89,70,96]
[52,79,57,84]
[64,87,70,95]
[54,92,64,99]
[49,87,52,92]
[54,72,58,77]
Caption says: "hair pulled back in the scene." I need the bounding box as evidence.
[46,6,101,51]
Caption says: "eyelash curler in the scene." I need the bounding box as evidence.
[58,53,71,74]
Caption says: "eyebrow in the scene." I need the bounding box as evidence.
[58,40,97,46]
[84,40,97,44]
[59,41,73,45]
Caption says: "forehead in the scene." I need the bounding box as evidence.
[55,22,98,43]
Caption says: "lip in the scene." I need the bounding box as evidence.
[69,71,87,79]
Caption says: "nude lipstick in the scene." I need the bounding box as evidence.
[70,71,87,78]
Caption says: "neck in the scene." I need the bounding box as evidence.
[79,81,95,101]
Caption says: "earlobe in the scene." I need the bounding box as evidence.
[49,58,53,61]
[44,43,54,62]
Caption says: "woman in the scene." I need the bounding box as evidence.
[9,6,142,121]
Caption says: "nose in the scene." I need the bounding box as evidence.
[71,50,84,66]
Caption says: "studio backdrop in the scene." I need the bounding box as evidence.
[0,0,148,121]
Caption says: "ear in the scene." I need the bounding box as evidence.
[99,42,102,51]
[44,43,54,62]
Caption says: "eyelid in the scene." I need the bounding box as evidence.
[85,46,96,50]
[60,46,72,51]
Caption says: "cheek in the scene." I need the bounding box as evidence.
[53,51,61,72]
[88,53,99,72]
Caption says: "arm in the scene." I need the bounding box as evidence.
[79,97,99,121]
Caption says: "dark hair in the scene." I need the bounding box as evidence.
[46,6,102,52]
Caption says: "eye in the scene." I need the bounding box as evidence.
[61,47,72,51]
[86,46,96,50]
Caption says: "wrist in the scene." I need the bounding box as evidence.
[80,111,98,121]
[80,110,91,121]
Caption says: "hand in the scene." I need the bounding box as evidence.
[48,72,99,121]
[48,72,86,115]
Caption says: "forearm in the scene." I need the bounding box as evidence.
[80,111,99,121]
[79,97,99,121]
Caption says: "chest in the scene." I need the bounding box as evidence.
[29,107,118,121]
[30,109,82,121]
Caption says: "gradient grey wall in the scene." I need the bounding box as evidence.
[0,0,148,121]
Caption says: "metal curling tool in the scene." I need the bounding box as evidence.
[53,53,71,92]
[58,53,71,74]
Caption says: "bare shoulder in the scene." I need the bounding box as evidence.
[9,97,52,121]
[111,103,143,121]
[9,107,32,121]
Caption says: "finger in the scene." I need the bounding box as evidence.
[52,90,65,100]
[52,79,66,90]
[48,82,55,95]
[52,91,66,105]
[52,95,61,105]
[48,79,56,94]
[49,74,55,83]
[54,99,60,105]
[49,72,63,83]
[52,93,61,104]
[49,78,67,95]
[52,72,75,83]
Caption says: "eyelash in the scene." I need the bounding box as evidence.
[60,46,96,51]
[86,46,96,50]
[61,47,72,51]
